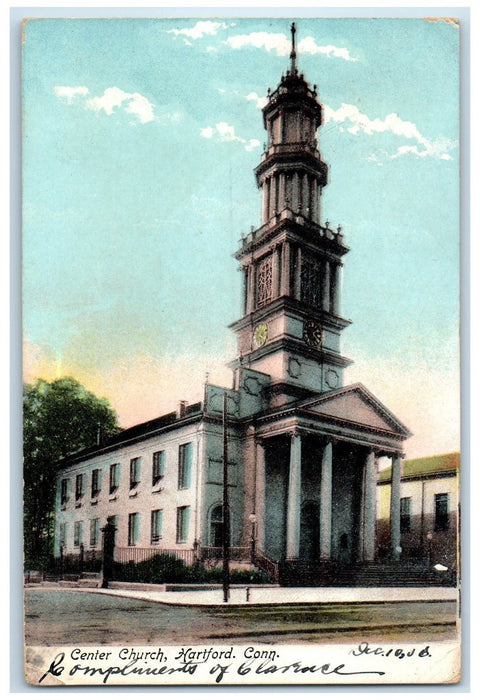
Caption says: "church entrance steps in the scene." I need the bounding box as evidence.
[277,560,455,588]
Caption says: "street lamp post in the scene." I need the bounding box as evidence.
[426,531,433,567]
[222,393,230,603]
[249,513,257,562]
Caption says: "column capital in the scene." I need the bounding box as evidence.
[287,427,302,439]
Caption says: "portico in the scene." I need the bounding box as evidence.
[246,384,410,567]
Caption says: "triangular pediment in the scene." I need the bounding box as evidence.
[300,383,411,436]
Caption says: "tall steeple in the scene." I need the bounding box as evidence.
[230,24,352,407]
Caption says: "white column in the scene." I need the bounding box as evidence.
[286,432,302,559]
[272,246,280,298]
[262,179,269,222]
[294,246,302,300]
[246,264,255,313]
[292,172,299,212]
[310,177,316,221]
[302,173,309,217]
[281,241,291,296]
[255,439,266,552]
[321,259,330,311]
[390,454,402,560]
[279,172,286,212]
[268,177,275,219]
[319,442,332,559]
[330,263,340,315]
[363,451,377,562]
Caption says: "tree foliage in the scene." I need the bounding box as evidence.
[23,377,119,567]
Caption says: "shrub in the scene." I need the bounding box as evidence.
[111,555,272,585]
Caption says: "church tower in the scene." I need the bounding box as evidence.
[230,23,352,408]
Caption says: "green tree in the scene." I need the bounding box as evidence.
[23,377,119,568]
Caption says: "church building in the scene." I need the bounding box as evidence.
[54,25,411,584]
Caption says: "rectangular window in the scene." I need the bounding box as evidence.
[435,493,449,531]
[400,497,412,533]
[152,451,165,485]
[61,479,70,505]
[109,464,120,494]
[75,474,84,500]
[130,457,141,489]
[59,522,67,547]
[73,521,83,547]
[128,512,140,546]
[151,509,163,544]
[91,469,102,498]
[90,518,100,547]
[178,443,193,489]
[176,506,190,543]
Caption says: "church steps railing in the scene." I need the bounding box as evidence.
[252,550,280,582]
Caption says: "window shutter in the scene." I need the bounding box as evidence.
[184,443,193,488]
[134,513,140,544]
[183,506,190,541]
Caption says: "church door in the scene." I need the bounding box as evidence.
[300,501,320,561]
[210,505,224,548]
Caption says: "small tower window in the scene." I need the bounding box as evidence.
[300,256,322,307]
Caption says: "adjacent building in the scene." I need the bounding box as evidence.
[377,452,460,573]
[54,25,414,582]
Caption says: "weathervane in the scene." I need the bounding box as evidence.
[290,22,297,73]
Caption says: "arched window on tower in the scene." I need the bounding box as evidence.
[257,255,273,308]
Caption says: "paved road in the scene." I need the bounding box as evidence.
[25,588,458,646]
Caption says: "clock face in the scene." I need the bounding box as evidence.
[303,320,323,348]
[253,322,268,348]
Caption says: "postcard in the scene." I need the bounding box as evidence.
[22,16,461,686]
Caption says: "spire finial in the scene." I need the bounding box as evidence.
[290,22,297,73]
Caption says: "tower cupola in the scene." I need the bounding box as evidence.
[256,23,328,226]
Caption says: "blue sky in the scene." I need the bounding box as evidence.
[22,17,460,458]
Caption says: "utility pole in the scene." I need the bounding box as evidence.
[222,393,230,603]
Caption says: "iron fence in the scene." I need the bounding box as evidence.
[114,547,196,566]
[55,546,103,577]
[200,546,251,561]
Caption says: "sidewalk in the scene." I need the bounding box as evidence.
[81,583,458,607]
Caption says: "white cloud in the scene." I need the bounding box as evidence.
[225,31,290,55]
[54,85,156,124]
[54,86,89,103]
[245,91,268,109]
[87,87,155,124]
[224,31,357,61]
[298,36,358,62]
[200,122,261,152]
[245,139,261,152]
[200,126,215,139]
[324,102,457,160]
[167,20,229,40]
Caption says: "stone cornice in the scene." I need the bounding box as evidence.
[229,296,352,333]
[56,413,205,469]
[235,213,349,259]
[254,414,405,455]
[228,335,353,370]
